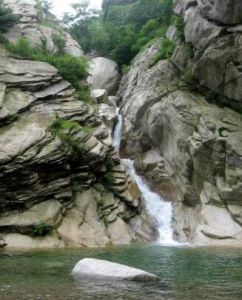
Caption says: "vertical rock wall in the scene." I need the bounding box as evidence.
[0,1,155,248]
[118,0,242,246]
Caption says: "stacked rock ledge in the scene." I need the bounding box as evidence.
[0,1,155,248]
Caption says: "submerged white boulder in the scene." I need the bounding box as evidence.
[72,258,159,281]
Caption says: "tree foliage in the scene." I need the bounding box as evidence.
[65,0,173,66]
[35,0,53,18]
[7,38,90,102]
[0,0,18,33]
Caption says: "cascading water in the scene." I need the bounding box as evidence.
[113,108,177,245]
[113,109,123,152]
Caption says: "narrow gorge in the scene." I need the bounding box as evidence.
[1,1,242,300]
[0,0,242,251]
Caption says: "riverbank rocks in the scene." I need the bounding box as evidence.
[72,258,159,281]
[87,57,120,94]
[118,1,242,246]
[3,0,83,56]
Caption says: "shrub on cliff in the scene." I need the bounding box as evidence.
[7,38,90,101]
[50,118,93,153]
[0,0,19,33]
[149,37,176,67]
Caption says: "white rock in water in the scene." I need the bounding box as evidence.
[72,258,159,281]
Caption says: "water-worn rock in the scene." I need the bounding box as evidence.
[118,5,242,246]
[72,258,159,281]
[87,57,120,94]
[0,200,64,229]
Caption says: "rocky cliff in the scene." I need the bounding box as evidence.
[0,0,154,249]
[3,0,83,56]
[119,0,242,246]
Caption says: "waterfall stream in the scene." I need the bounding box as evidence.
[113,108,177,245]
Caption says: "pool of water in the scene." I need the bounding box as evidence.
[0,244,242,300]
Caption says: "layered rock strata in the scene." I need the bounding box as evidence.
[0,51,154,248]
[0,0,155,249]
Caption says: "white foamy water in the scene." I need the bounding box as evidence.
[113,109,177,245]
[113,109,123,152]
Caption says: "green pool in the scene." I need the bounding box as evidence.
[0,244,242,300]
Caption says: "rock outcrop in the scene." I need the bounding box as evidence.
[118,0,242,246]
[3,0,83,56]
[174,0,242,110]
[72,258,159,281]
[0,52,154,248]
[0,2,155,248]
[87,57,120,94]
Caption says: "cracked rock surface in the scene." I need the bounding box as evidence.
[119,0,242,246]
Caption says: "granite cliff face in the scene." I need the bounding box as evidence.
[0,0,154,248]
[119,0,242,246]
[3,0,83,56]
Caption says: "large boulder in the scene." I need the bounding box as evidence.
[87,57,120,94]
[72,258,159,281]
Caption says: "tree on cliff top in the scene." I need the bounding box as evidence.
[0,0,19,33]
[65,0,173,66]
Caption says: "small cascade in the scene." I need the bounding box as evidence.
[113,108,123,152]
[113,108,177,245]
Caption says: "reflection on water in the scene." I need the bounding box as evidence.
[0,244,242,300]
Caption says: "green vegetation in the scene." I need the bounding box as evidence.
[171,15,185,41]
[7,38,87,88]
[181,65,195,86]
[102,155,117,187]
[0,0,18,33]
[35,0,53,20]
[50,118,93,153]
[64,0,173,66]
[52,33,66,54]
[31,223,53,237]
[149,37,176,67]
[6,37,91,102]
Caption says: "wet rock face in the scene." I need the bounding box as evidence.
[119,1,242,246]
[3,0,83,56]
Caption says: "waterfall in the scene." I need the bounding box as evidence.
[113,109,123,152]
[113,108,177,245]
